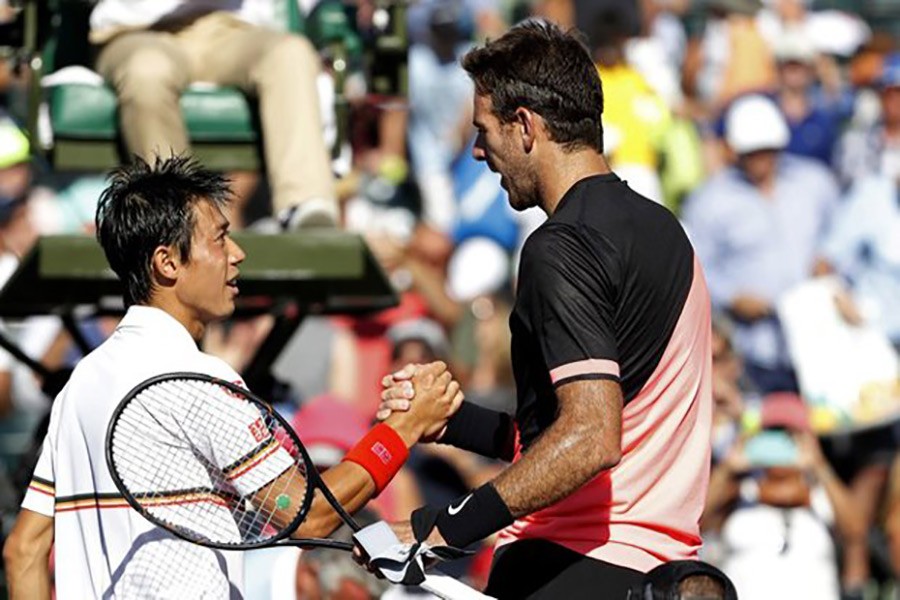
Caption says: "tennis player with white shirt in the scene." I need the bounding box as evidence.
[2,156,460,599]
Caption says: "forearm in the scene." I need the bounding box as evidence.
[297,461,377,538]
[813,462,866,541]
[702,464,739,528]
[439,402,516,461]
[6,560,51,600]
[295,413,424,538]
[4,542,52,600]
[415,380,622,548]
[492,414,619,518]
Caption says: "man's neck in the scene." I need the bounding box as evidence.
[537,149,613,216]
[145,297,205,342]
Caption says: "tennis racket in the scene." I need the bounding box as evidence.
[106,372,491,599]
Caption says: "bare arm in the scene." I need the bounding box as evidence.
[3,509,53,600]
[702,446,745,531]
[797,432,866,542]
[492,379,621,517]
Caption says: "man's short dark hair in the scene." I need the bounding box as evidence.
[630,560,738,600]
[95,155,231,306]
[461,19,604,153]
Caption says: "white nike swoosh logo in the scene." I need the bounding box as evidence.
[447,494,473,516]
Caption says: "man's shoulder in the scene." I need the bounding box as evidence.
[520,221,586,265]
[192,352,245,386]
[780,154,839,197]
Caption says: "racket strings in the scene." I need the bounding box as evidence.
[110,378,310,547]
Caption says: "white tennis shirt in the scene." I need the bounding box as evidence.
[21,306,291,599]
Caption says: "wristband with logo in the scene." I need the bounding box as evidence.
[342,423,409,494]
[411,483,514,549]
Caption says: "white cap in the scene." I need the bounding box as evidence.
[446,237,510,302]
[774,29,816,64]
[724,94,789,155]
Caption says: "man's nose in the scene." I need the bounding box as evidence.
[229,238,246,264]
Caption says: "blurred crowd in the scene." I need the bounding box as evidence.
[0,0,899,598]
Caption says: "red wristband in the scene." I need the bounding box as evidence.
[342,423,409,494]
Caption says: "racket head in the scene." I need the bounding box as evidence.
[106,372,319,551]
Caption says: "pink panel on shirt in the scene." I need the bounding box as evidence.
[496,255,713,573]
[550,358,621,383]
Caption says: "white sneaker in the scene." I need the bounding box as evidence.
[279,197,339,230]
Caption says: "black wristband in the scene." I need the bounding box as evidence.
[430,483,514,549]
[439,401,517,461]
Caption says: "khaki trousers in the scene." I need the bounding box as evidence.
[96,12,335,212]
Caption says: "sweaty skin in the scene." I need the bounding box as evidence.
[492,379,622,517]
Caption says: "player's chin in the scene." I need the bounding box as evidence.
[215,299,237,319]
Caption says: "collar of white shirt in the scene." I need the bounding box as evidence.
[115,305,199,350]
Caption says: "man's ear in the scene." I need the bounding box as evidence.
[514,107,538,153]
[151,244,180,283]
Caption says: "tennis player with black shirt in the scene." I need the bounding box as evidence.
[3,156,461,599]
[379,21,713,598]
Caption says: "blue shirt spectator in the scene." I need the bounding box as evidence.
[783,91,850,166]
[820,175,900,347]
[684,152,838,391]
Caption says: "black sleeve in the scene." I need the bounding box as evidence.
[517,224,621,387]
[439,401,517,462]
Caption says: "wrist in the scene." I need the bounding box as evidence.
[342,423,410,494]
[412,482,514,549]
[384,413,425,448]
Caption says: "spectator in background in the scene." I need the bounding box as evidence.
[682,94,839,394]
[683,0,776,113]
[0,118,71,419]
[834,52,900,187]
[703,393,864,600]
[90,0,338,229]
[773,30,849,167]
[627,0,690,111]
[817,172,900,352]
[573,0,640,51]
[634,559,738,600]
[883,456,900,580]
[709,316,755,467]
[812,168,900,594]
[592,7,670,203]
[443,238,516,414]
[408,0,477,235]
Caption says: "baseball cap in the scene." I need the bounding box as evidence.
[879,52,900,89]
[386,317,450,360]
[774,30,816,64]
[761,392,811,432]
[724,94,789,154]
